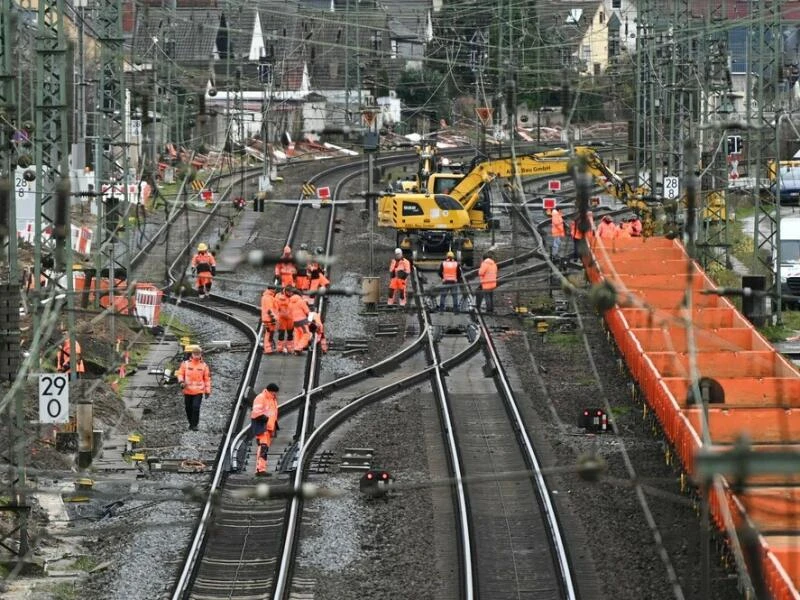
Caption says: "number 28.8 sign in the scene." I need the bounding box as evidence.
[39,374,69,423]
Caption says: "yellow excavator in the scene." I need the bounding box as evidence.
[378,146,650,266]
[378,146,652,266]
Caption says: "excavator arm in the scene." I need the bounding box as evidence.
[448,155,575,212]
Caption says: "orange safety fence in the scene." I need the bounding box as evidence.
[586,234,800,599]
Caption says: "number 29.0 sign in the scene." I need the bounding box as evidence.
[39,374,69,423]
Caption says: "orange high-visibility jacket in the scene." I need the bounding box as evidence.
[288,293,310,322]
[261,290,277,324]
[597,219,617,239]
[176,357,211,395]
[389,257,411,290]
[192,251,216,272]
[551,210,565,237]
[274,259,297,287]
[309,271,330,293]
[478,258,498,290]
[251,389,278,437]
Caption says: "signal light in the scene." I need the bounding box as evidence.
[360,469,393,498]
[578,408,609,433]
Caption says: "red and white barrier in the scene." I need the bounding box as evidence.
[134,284,163,326]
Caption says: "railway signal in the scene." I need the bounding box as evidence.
[360,469,394,498]
[578,408,608,433]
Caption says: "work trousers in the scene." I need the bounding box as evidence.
[439,282,460,312]
[551,235,563,258]
[184,393,203,429]
[475,288,494,313]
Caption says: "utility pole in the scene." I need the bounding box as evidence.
[259,50,274,196]
[0,0,26,567]
[89,0,128,468]
[748,0,783,323]
[27,0,72,564]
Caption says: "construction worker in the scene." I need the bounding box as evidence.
[307,311,329,353]
[308,247,330,297]
[251,382,279,476]
[629,215,643,237]
[57,336,86,378]
[438,251,462,313]
[570,211,594,260]
[475,251,498,313]
[597,215,617,239]
[274,287,294,354]
[294,243,311,295]
[191,243,217,299]
[176,345,211,431]
[274,245,297,288]
[388,248,412,307]
[260,287,278,354]
[550,207,565,259]
[287,286,311,354]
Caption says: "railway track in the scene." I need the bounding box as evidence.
[148,150,593,599]
[99,144,730,600]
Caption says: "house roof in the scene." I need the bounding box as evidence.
[132,6,221,63]
[536,0,599,53]
[377,0,431,41]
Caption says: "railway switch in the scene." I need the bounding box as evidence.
[360,469,393,498]
[579,408,609,433]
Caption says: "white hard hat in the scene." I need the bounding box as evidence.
[394,248,402,256]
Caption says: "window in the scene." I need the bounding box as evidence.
[781,240,800,262]
[435,195,463,210]
[594,63,602,75]
[599,11,605,23]
[402,201,424,216]
[612,0,621,8]
[582,45,591,62]
[433,177,461,194]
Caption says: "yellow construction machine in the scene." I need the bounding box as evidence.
[378,146,654,266]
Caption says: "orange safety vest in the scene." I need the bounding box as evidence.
[551,211,565,237]
[176,357,211,395]
[441,260,459,283]
[478,258,498,290]
[192,252,216,273]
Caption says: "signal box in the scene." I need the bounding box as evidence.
[579,408,609,433]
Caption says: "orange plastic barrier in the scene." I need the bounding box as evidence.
[587,234,800,598]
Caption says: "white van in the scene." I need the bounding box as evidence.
[777,217,800,301]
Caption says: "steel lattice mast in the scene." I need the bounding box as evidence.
[0,0,17,279]
[94,0,130,303]
[749,0,783,321]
